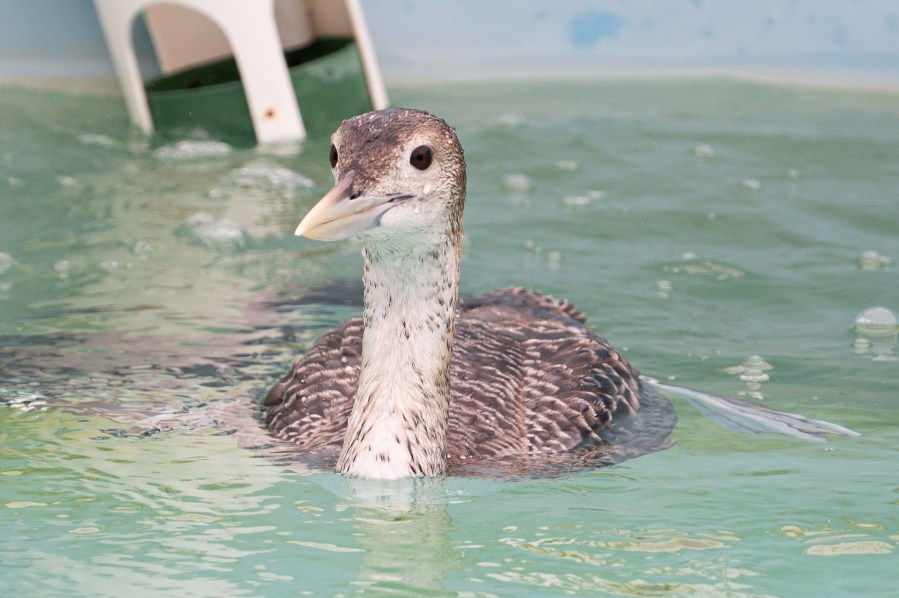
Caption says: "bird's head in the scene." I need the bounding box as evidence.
[295,108,466,243]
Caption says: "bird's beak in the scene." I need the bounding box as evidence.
[295,171,413,241]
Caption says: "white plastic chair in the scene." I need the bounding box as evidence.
[93,0,388,144]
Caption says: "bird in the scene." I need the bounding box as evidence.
[261,107,678,479]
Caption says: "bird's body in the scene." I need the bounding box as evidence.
[262,108,675,478]
[264,288,675,477]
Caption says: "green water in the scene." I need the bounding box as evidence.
[1,79,897,596]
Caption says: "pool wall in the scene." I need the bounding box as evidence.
[1,0,898,88]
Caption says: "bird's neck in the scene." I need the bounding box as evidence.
[337,230,461,478]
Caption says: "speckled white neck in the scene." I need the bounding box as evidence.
[336,233,460,479]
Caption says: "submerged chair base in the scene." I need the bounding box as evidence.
[94,0,388,144]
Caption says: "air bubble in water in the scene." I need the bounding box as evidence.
[182,212,247,248]
[656,279,673,298]
[852,307,897,361]
[54,260,71,279]
[523,239,540,253]
[741,179,761,191]
[79,133,117,148]
[495,114,525,128]
[154,140,231,160]
[562,190,605,208]
[546,250,562,271]
[724,355,773,398]
[502,174,532,193]
[228,161,314,196]
[663,255,745,281]
[859,250,892,271]
[854,307,898,336]
[692,144,716,158]
[0,252,13,274]
[132,240,156,256]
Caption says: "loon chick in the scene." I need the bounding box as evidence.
[263,108,676,479]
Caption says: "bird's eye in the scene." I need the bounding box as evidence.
[409,145,433,171]
[329,144,338,168]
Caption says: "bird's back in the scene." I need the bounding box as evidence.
[262,288,676,474]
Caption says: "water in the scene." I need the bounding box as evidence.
[2,79,897,596]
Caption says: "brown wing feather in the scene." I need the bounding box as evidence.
[262,288,675,473]
[262,319,360,453]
